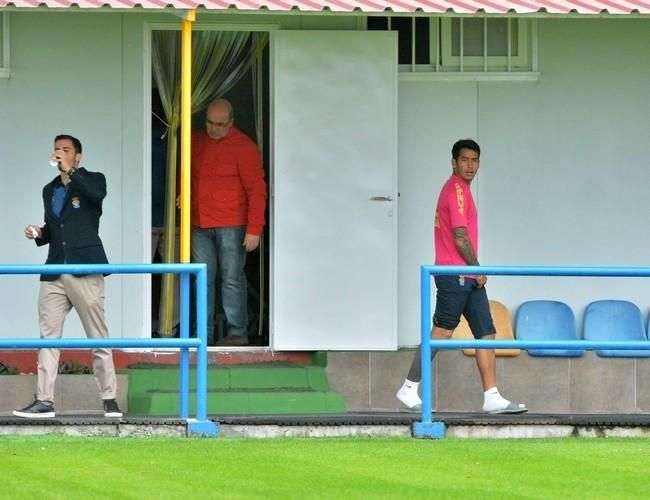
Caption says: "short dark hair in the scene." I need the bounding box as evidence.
[54,134,83,154]
[452,139,480,160]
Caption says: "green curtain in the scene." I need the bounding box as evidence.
[152,30,268,337]
[251,44,266,340]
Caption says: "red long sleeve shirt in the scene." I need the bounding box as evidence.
[190,127,267,235]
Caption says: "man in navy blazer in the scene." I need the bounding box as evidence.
[13,134,122,419]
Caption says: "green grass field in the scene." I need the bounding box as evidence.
[2,436,649,499]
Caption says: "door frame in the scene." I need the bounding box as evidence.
[143,21,278,346]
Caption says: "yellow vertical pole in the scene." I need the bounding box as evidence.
[180,10,195,263]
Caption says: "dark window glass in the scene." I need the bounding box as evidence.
[391,17,412,65]
[367,17,389,31]
[415,18,430,65]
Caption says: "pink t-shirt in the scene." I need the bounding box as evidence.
[434,174,478,266]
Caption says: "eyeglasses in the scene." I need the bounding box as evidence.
[206,119,232,128]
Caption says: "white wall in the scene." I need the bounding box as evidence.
[397,81,477,346]
[0,12,146,339]
[397,18,650,345]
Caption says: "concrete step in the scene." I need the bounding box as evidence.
[129,389,346,416]
[126,364,330,392]
[126,363,345,416]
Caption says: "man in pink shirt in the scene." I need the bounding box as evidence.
[397,139,527,414]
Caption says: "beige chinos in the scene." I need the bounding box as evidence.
[37,273,117,404]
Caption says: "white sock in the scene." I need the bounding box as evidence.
[397,379,422,409]
[483,387,510,411]
[403,379,419,391]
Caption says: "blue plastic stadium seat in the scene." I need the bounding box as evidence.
[583,300,650,358]
[515,300,584,357]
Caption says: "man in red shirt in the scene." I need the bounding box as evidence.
[191,98,267,346]
[396,139,527,414]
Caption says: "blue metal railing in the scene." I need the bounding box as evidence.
[0,263,218,436]
[415,265,650,439]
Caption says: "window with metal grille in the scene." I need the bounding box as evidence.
[0,13,9,78]
[367,16,536,76]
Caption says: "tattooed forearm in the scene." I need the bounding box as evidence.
[453,227,479,265]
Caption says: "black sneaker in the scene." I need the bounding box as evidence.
[13,400,55,419]
[103,399,123,418]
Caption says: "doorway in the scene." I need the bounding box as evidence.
[149,29,270,347]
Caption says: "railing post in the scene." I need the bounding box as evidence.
[196,265,207,420]
[179,271,190,419]
[420,266,432,424]
[413,265,445,439]
[187,264,219,436]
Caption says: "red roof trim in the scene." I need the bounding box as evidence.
[2,0,650,13]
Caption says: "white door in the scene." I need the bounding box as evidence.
[271,31,398,350]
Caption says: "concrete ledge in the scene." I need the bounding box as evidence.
[219,425,413,438]
[2,411,649,438]
[1,421,649,439]
[0,423,186,437]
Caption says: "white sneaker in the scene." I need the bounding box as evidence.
[396,384,422,411]
[484,400,528,414]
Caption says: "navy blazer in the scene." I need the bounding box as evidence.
[36,168,109,281]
